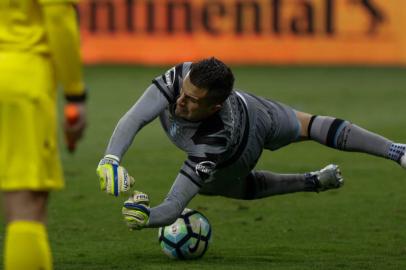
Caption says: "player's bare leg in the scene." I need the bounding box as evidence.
[3,191,48,223]
[3,191,52,270]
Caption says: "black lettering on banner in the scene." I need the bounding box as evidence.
[290,1,314,35]
[80,0,387,36]
[326,0,334,34]
[272,0,282,34]
[202,1,226,35]
[125,0,134,32]
[235,1,261,35]
[349,0,386,34]
[146,0,155,33]
[167,1,193,33]
[89,0,116,33]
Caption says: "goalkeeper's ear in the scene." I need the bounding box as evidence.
[209,103,222,114]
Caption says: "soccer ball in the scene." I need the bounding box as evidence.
[158,208,212,259]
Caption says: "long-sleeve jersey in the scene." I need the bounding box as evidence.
[106,62,249,185]
[105,62,300,227]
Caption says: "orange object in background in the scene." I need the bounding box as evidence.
[78,0,406,65]
[64,104,79,153]
[65,104,79,125]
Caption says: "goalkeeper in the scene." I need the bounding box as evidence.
[97,57,405,230]
[0,1,87,269]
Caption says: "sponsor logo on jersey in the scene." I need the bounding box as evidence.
[164,67,176,87]
[169,121,178,138]
[195,161,216,180]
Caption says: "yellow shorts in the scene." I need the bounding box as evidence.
[0,53,64,191]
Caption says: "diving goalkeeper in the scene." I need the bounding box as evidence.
[96,57,405,230]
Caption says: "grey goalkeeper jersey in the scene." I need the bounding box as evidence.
[105,62,300,227]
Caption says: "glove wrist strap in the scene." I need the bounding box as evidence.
[105,154,120,163]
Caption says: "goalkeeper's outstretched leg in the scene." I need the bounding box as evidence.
[242,164,343,200]
[296,112,406,169]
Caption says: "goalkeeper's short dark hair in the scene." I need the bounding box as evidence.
[190,57,235,104]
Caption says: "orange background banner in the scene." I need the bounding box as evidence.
[78,0,406,65]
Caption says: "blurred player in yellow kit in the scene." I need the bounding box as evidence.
[0,0,87,269]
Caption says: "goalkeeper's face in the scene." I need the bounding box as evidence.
[175,75,222,121]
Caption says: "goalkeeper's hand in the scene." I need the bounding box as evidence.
[96,155,135,197]
[122,191,150,230]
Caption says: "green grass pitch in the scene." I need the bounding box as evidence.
[1,66,406,269]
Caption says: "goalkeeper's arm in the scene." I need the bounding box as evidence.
[122,173,200,229]
[148,174,200,227]
[104,84,170,161]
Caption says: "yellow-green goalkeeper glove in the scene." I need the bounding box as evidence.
[96,155,135,197]
[122,191,150,230]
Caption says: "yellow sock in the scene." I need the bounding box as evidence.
[4,221,53,270]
